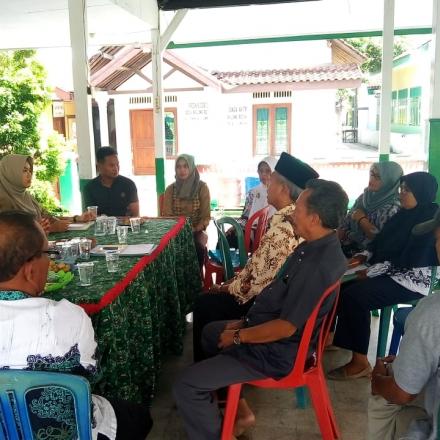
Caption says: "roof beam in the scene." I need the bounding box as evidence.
[160,10,188,51]
[111,0,158,28]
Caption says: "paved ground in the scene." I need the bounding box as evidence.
[147,316,382,440]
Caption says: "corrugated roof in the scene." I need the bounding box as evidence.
[211,63,362,86]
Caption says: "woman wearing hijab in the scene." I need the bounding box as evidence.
[328,171,439,380]
[162,154,211,268]
[339,161,403,256]
[0,154,93,232]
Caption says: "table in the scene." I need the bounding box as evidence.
[47,217,202,403]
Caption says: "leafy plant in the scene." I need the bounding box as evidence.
[0,50,66,213]
[345,37,407,73]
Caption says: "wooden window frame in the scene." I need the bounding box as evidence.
[165,107,179,159]
[252,103,292,156]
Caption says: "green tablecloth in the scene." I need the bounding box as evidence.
[47,217,201,403]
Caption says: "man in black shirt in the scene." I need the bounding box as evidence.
[83,147,139,217]
[173,179,349,440]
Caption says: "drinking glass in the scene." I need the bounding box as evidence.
[60,243,75,264]
[106,217,117,235]
[130,217,141,234]
[87,206,98,217]
[95,216,107,236]
[116,226,129,244]
[77,262,94,286]
[70,238,81,258]
[79,239,92,260]
[105,251,120,273]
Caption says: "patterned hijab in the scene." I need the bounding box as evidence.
[174,154,201,199]
[0,154,41,219]
[357,161,403,213]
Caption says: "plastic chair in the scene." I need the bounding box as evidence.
[215,217,248,280]
[203,217,247,289]
[0,370,92,440]
[221,280,342,440]
[244,206,270,255]
[376,266,438,358]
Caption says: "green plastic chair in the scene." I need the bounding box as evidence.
[214,217,247,281]
[0,370,92,440]
[376,266,438,357]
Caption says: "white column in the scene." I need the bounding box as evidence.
[68,0,96,179]
[95,92,110,146]
[378,0,395,159]
[430,0,440,119]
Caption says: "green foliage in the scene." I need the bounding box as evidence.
[346,37,407,73]
[0,50,66,213]
[28,180,64,215]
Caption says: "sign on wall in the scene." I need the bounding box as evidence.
[226,105,248,126]
[185,102,208,120]
[52,101,65,118]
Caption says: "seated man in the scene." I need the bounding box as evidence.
[83,147,139,217]
[368,213,440,440]
[174,179,349,440]
[0,211,152,440]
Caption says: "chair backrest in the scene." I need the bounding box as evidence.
[244,206,270,255]
[289,280,341,379]
[0,370,92,440]
[215,217,247,281]
[158,193,164,216]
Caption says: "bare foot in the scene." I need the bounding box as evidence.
[233,399,256,437]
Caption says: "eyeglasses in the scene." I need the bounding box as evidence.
[27,249,60,262]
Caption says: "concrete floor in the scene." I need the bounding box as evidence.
[148,316,382,440]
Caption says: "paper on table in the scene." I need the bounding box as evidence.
[68,221,94,231]
[119,244,156,256]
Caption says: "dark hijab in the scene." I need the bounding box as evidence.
[369,172,439,267]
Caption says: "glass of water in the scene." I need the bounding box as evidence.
[105,251,119,273]
[116,226,129,244]
[95,216,107,236]
[106,217,117,235]
[77,262,94,286]
[79,238,92,260]
[130,217,141,234]
[87,206,98,217]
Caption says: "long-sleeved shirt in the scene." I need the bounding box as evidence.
[228,203,301,303]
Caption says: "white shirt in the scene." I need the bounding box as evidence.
[0,291,117,440]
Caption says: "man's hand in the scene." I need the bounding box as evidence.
[351,209,366,222]
[348,254,367,268]
[218,329,235,349]
[209,283,230,294]
[50,220,70,233]
[78,211,96,222]
[356,269,368,280]
[224,320,244,331]
[371,356,395,395]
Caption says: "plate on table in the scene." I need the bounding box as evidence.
[45,269,74,292]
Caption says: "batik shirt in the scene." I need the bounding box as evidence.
[228,204,301,303]
[0,291,117,440]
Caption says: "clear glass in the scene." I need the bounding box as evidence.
[106,217,117,235]
[95,216,107,236]
[77,262,94,286]
[130,217,141,234]
[105,251,119,273]
[60,243,75,264]
[116,226,129,244]
[87,206,98,217]
[79,239,92,260]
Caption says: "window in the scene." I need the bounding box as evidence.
[253,104,291,156]
[397,89,408,125]
[165,109,178,157]
[409,87,421,126]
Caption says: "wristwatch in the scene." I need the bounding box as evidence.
[233,329,241,345]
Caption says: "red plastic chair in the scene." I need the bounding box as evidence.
[244,206,270,255]
[221,280,342,440]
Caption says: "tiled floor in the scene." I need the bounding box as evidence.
[148,316,382,440]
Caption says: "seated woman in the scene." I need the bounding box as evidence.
[329,171,439,380]
[225,156,277,248]
[162,154,210,269]
[339,161,403,256]
[0,154,94,233]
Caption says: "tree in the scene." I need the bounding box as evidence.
[345,37,407,74]
[0,50,65,213]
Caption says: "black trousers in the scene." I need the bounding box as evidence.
[193,231,207,269]
[333,275,423,355]
[192,292,254,362]
[97,399,153,440]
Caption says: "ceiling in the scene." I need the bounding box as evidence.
[0,0,433,50]
[157,0,316,11]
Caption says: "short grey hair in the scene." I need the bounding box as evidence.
[277,173,302,201]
